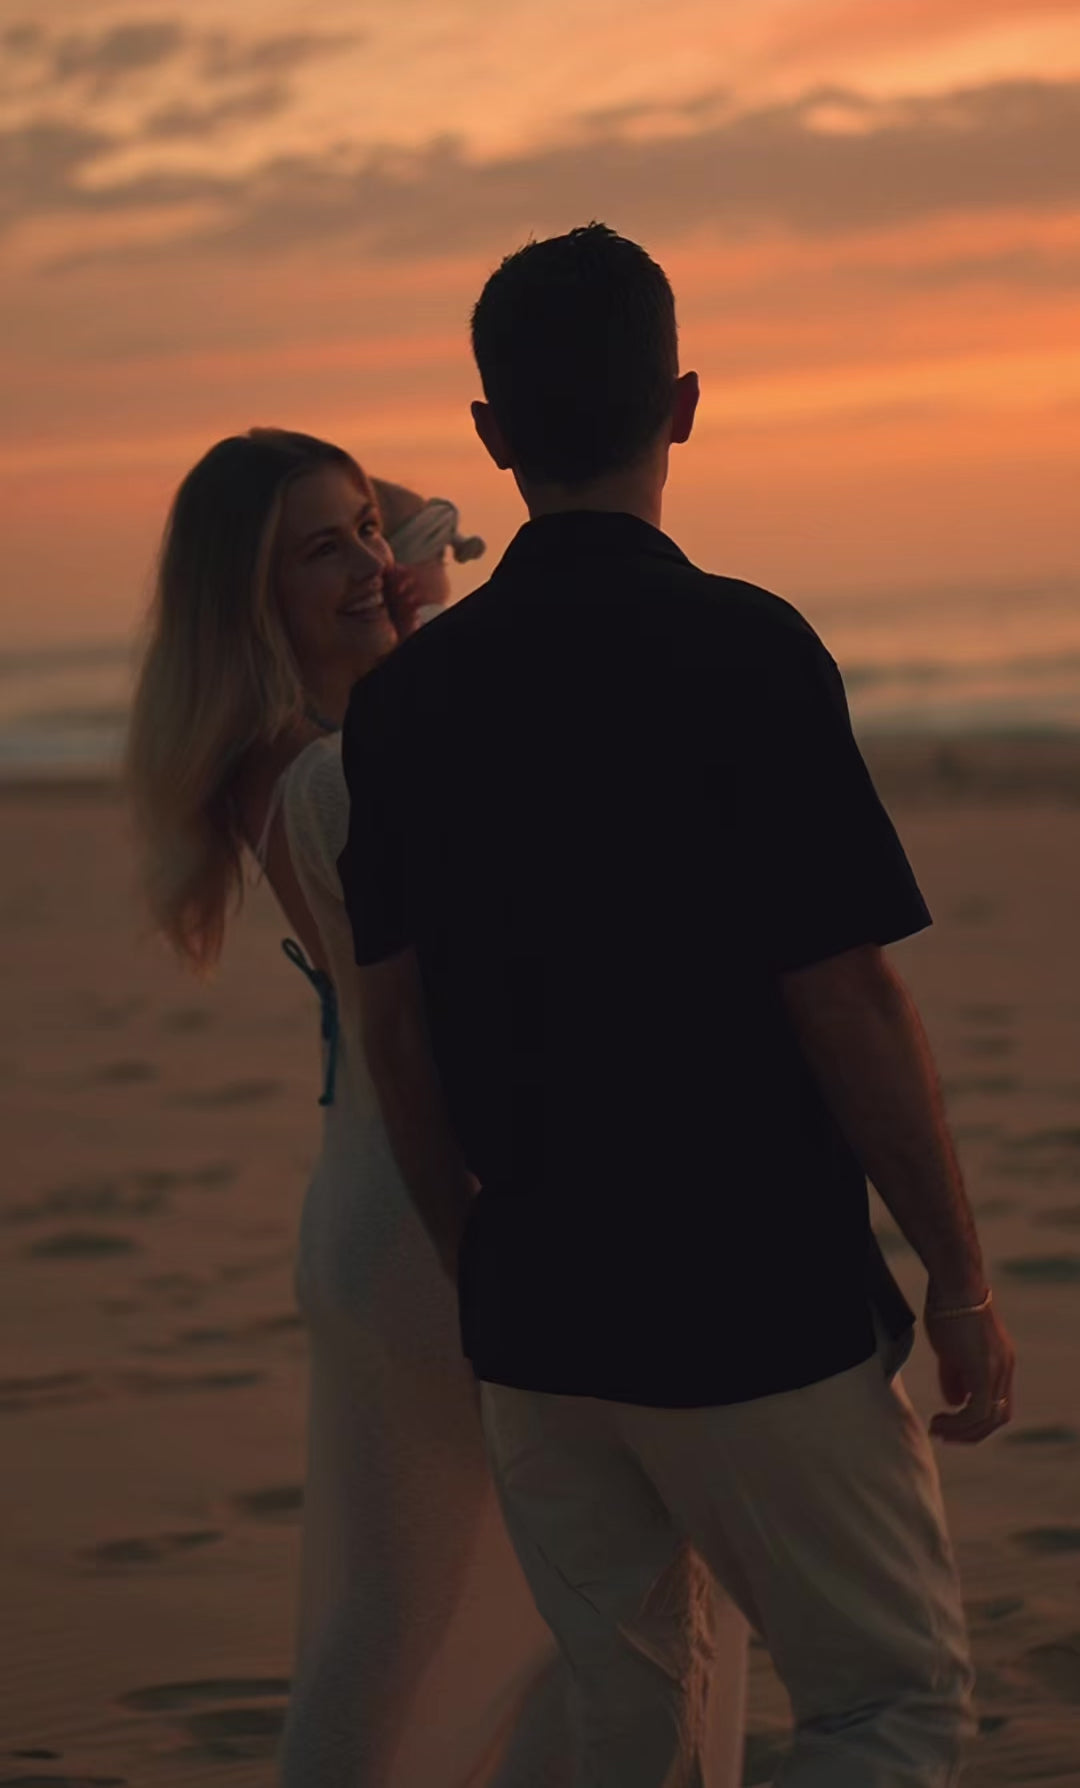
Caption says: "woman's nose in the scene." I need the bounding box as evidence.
[350,536,386,578]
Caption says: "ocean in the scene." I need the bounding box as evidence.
[1,573,1077,779]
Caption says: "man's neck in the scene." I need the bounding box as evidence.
[519,458,666,530]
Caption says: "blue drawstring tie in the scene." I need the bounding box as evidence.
[281,937,339,1107]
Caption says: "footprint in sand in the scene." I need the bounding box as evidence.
[6,1180,168,1226]
[943,1074,1019,1099]
[85,1530,223,1569]
[171,1326,235,1348]
[216,1252,292,1284]
[1022,1633,1080,1701]
[140,1271,204,1295]
[185,1706,286,1760]
[945,897,997,927]
[249,1311,303,1337]
[173,1080,282,1109]
[1033,1202,1080,1230]
[165,1312,302,1352]
[1013,1127,1080,1151]
[0,1372,96,1416]
[118,1681,288,1762]
[25,1232,137,1261]
[1011,1527,1080,1556]
[127,1169,179,1194]
[957,1004,1017,1027]
[117,1367,264,1396]
[77,993,144,1030]
[972,1196,1018,1219]
[184,1161,238,1189]
[953,1121,1003,1142]
[136,1272,207,1310]
[232,1485,304,1521]
[1000,1253,1080,1284]
[994,1128,1080,1185]
[1005,1424,1080,1447]
[960,1036,1015,1061]
[0,1777,127,1786]
[90,1061,157,1086]
[119,1678,289,1712]
[160,1007,213,1034]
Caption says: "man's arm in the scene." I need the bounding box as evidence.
[357,947,475,1282]
[782,943,1016,1444]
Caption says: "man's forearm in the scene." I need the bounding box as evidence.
[783,948,986,1306]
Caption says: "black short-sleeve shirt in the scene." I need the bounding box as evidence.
[339,511,925,1406]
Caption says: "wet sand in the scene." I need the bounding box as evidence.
[1,739,1079,1785]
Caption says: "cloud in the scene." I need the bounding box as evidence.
[5,76,1080,268]
[199,30,363,81]
[144,84,292,142]
[2,22,46,56]
[51,20,188,87]
[0,121,114,231]
[0,18,363,99]
[576,89,733,135]
[879,244,1080,291]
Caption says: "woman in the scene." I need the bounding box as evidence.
[127,429,744,1788]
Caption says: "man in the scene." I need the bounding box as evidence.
[339,224,1015,1787]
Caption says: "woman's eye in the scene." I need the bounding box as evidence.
[360,521,381,539]
[310,539,338,559]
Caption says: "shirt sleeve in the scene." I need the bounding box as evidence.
[337,672,413,966]
[742,633,931,973]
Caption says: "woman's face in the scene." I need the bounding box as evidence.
[275,465,397,688]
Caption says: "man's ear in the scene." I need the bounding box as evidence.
[669,371,700,446]
[471,400,515,471]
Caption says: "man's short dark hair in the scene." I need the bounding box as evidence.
[470,223,678,486]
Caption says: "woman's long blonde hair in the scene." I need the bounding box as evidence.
[127,427,367,974]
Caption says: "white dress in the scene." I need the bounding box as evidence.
[259,736,747,1788]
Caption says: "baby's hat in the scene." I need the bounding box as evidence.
[372,478,486,567]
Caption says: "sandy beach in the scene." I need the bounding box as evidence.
[2,737,1079,1787]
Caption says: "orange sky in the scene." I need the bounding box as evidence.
[2,0,1079,644]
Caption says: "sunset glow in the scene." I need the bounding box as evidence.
[2,0,1079,644]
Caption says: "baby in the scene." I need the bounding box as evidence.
[373,478,486,638]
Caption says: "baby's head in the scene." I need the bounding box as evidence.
[372,478,486,631]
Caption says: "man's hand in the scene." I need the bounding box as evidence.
[925,1299,1016,1445]
[782,945,1020,1444]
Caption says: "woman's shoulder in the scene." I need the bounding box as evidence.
[280,735,349,893]
[281,732,344,800]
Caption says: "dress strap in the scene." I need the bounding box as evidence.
[281,937,340,1107]
[251,772,288,878]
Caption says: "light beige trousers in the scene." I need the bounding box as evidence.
[481,1355,976,1788]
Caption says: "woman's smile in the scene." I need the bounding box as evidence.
[339,578,387,620]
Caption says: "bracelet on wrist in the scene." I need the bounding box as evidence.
[925,1286,993,1320]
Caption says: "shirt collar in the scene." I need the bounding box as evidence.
[495,510,691,574]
